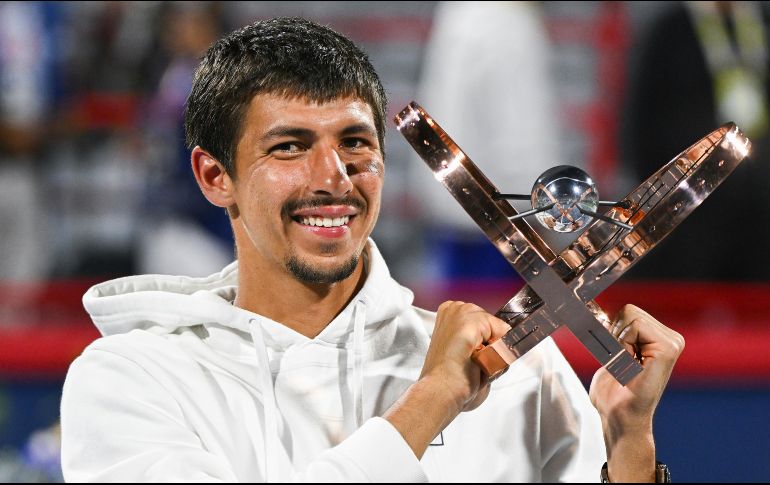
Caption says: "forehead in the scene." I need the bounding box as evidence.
[242,93,376,134]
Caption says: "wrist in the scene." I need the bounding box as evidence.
[417,371,468,417]
[383,377,462,459]
[604,428,656,483]
[601,412,654,446]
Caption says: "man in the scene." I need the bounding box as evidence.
[61,17,683,482]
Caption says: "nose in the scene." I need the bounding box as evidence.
[308,145,353,198]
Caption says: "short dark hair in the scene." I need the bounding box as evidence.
[184,17,388,177]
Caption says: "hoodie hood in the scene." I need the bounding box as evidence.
[83,239,414,346]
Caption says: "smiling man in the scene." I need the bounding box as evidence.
[61,17,682,483]
[194,93,385,338]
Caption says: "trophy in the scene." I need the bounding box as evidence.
[395,102,751,385]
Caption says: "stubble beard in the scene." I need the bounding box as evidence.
[285,245,361,284]
[281,194,371,284]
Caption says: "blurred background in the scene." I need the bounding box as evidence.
[0,1,768,482]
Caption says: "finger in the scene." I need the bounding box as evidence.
[462,305,510,345]
[610,305,635,338]
[617,304,681,346]
[437,301,511,350]
[486,314,511,342]
[437,300,458,312]
[611,304,665,339]
[616,316,685,364]
[610,314,636,358]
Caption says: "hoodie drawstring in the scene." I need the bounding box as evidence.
[351,300,367,429]
[248,301,367,477]
[249,317,291,482]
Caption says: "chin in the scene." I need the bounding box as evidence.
[285,252,360,284]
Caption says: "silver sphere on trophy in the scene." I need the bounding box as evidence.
[493,165,633,233]
[532,165,598,233]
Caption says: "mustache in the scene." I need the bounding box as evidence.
[282,195,366,218]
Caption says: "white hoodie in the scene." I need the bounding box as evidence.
[61,240,606,482]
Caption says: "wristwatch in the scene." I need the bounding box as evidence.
[600,461,671,483]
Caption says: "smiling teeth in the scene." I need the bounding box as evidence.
[300,216,350,227]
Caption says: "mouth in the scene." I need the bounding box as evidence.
[294,214,352,228]
[289,205,359,237]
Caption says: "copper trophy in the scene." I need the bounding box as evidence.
[395,102,751,385]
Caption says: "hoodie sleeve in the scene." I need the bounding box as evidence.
[295,417,428,482]
[61,349,240,482]
[537,340,607,483]
[61,347,427,483]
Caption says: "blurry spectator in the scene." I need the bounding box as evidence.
[42,1,164,278]
[622,1,770,281]
[138,2,234,276]
[22,422,62,482]
[0,2,61,281]
[408,1,563,283]
[0,422,62,482]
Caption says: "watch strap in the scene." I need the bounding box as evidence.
[600,461,671,483]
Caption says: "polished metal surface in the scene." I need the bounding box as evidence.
[395,101,750,384]
[531,165,599,233]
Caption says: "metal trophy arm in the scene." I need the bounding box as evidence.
[395,101,750,385]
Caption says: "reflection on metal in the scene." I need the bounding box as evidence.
[395,101,751,385]
[530,165,599,233]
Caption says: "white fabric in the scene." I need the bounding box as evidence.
[61,239,605,482]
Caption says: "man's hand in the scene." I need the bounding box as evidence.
[589,304,685,482]
[384,301,510,459]
[421,301,512,413]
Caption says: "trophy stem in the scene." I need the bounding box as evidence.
[492,192,531,201]
[508,202,556,222]
[598,200,633,209]
[578,207,633,231]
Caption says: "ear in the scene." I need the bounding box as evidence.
[191,146,236,208]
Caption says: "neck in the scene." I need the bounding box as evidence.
[234,243,368,339]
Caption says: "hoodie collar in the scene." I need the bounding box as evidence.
[82,239,413,349]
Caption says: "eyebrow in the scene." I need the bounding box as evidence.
[260,126,315,144]
[259,123,378,145]
[339,123,378,139]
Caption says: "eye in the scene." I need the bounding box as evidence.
[340,138,368,150]
[270,141,305,155]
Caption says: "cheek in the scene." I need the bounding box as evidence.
[357,173,384,210]
[357,155,384,183]
[245,166,306,209]
[364,159,384,176]
[263,165,307,189]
